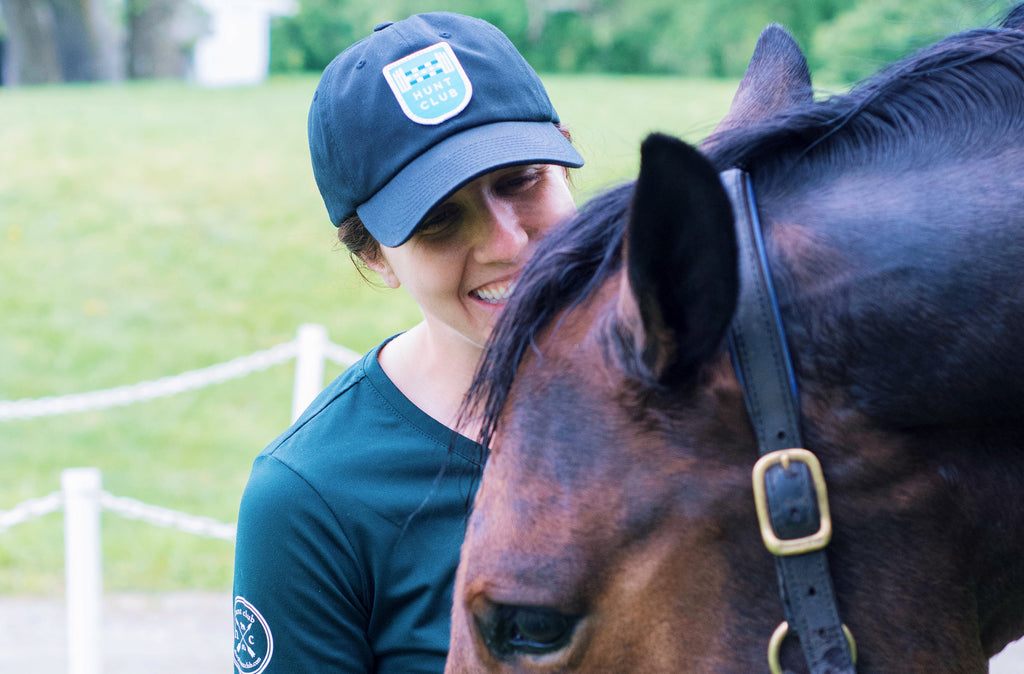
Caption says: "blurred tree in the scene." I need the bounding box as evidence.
[125,0,208,79]
[0,0,120,84]
[51,0,121,80]
[811,0,1015,84]
[269,0,533,73]
[508,0,859,76]
[269,0,361,72]
[269,0,460,73]
[267,0,1020,80]
[1,0,61,84]
[0,0,213,85]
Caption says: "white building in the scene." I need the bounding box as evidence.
[191,0,297,87]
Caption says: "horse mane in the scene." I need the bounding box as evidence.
[705,27,1024,195]
[463,18,1024,453]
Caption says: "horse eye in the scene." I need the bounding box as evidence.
[476,604,579,658]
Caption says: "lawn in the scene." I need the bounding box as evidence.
[0,73,737,594]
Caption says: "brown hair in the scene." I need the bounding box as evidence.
[337,123,575,275]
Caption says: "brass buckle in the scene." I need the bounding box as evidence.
[752,448,832,556]
[767,620,856,674]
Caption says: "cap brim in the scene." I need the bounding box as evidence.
[357,121,584,248]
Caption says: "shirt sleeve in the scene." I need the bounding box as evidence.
[232,454,374,673]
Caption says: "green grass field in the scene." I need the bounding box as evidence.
[0,74,737,594]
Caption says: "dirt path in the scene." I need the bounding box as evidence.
[0,592,231,673]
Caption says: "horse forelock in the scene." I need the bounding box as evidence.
[706,28,1024,192]
[463,183,632,452]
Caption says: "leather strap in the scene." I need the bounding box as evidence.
[721,168,856,673]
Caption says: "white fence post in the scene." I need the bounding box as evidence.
[62,467,103,674]
[292,323,327,422]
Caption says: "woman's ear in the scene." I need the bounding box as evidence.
[363,254,401,289]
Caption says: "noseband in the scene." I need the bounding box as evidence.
[722,169,857,673]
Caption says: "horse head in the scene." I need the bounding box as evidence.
[448,9,1024,672]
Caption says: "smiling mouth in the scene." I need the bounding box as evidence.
[471,280,516,304]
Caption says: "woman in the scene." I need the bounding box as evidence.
[232,12,583,673]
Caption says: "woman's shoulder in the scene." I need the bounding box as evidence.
[265,337,480,465]
[242,336,480,521]
[262,345,395,455]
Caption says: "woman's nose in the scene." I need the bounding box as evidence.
[474,203,529,263]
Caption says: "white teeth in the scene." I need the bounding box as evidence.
[473,280,515,303]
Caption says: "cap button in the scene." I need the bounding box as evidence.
[373,21,393,32]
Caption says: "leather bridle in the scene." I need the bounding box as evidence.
[722,169,857,674]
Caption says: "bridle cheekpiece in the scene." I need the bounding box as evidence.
[722,168,857,674]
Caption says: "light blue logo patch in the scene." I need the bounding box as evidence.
[234,596,273,674]
[383,42,472,125]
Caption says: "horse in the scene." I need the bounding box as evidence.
[446,6,1024,673]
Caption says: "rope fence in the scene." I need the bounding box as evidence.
[0,324,361,674]
[0,343,297,421]
[0,323,361,423]
[0,492,64,532]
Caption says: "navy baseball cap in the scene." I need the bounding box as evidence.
[308,12,584,247]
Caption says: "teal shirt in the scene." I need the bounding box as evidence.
[232,339,482,673]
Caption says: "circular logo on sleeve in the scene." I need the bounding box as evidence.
[233,596,274,674]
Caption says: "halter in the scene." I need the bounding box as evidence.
[721,169,857,674]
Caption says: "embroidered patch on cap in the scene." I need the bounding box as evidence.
[234,596,274,674]
[383,42,472,125]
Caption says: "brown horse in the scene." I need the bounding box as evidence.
[447,7,1024,674]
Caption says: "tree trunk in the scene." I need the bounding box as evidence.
[50,0,122,81]
[127,0,207,79]
[0,0,62,85]
[0,0,122,85]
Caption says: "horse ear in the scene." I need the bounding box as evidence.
[616,133,737,386]
[709,24,813,138]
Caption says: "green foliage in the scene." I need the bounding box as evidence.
[810,0,1016,84]
[270,0,362,72]
[269,0,1019,82]
[269,0,498,73]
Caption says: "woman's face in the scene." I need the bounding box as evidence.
[369,163,576,352]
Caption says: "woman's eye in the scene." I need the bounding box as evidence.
[497,167,543,195]
[475,604,579,659]
[416,205,459,237]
